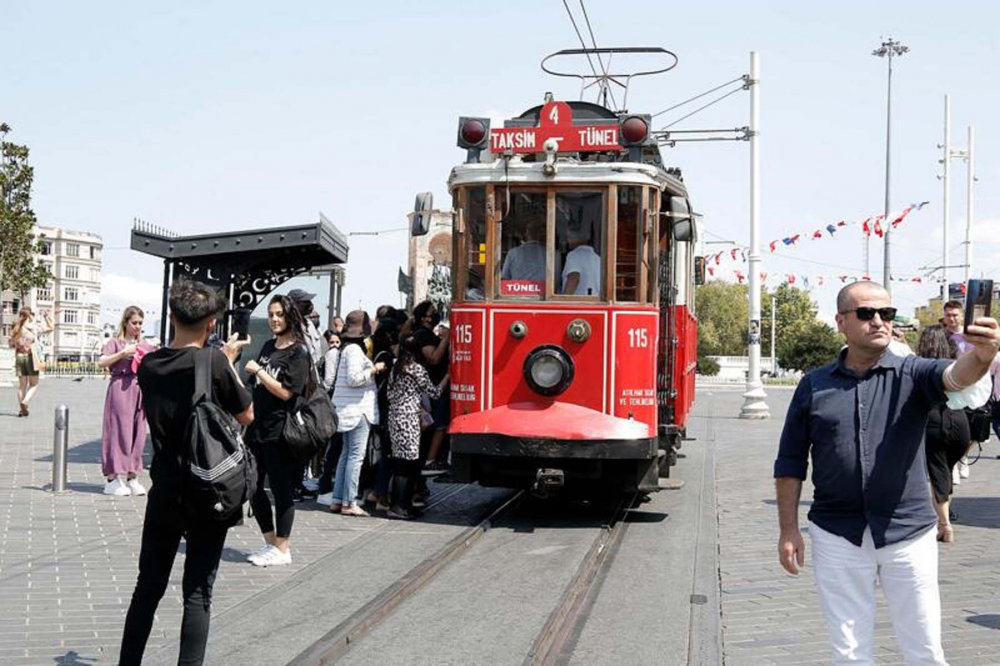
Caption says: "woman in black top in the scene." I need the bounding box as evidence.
[244,294,311,566]
[917,325,971,543]
[411,301,450,473]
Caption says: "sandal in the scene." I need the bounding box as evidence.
[937,523,954,543]
[341,505,369,517]
[329,504,342,514]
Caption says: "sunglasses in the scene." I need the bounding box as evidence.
[841,306,897,322]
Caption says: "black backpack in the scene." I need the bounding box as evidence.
[282,355,338,463]
[181,349,256,524]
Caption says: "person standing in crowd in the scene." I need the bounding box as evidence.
[774,281,999,665]
[941,299,974,481]
[561,225,601,296]
[8,306,54,417]
[97,306,157,497]
[287,288,327,500]
[314,328,343,505]
[331,315,345,336]
[387,336,448,520]
[411,301,450,474]
[916,325,971,543]
[244,295,311,567]
[119,280,252,666]
[365,306,400,512]
[330,310,385,516]
[991,354,1000,448]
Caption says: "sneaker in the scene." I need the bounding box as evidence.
[103,478,131,496]
[387,506,413,520]
[411,494,428,509]
[421,460,449,476]
[316,492,335,506]
[952,467,961,487]
[127,478,147,496]
[250,545,292,567]
[302,478,320,492]
[375,497,391,513]
[247,544,272,563]
[959,458,970,479]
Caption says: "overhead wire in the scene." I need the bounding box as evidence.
[651,77,746,119]
[659,86,746,130]
[577,0,618,110]
[560,0,605,106]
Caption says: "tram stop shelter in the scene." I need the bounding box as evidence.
[131,213,349,342]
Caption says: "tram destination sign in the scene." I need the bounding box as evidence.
[490,101,623,154]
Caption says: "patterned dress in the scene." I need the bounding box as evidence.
[101,338,155,477]
[387,363,442,460]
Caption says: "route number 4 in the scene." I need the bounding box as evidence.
[455,324,473,344]
[627,327,649,348]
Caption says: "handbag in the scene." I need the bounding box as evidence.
[29,344,45,373]
[282,356,338,463]
[966,405,993,443]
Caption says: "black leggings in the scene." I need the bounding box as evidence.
[250,439,296,538]
[119,504,228,666]
[391,458,421,510]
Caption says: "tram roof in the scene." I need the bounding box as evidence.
[448,160,688,196]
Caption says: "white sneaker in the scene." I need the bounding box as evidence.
[127,478,147,496]
[249,545,292,567]
[316,492,334,506]
[103,478,131,496]
[959,458,970,479]
[302,478,320,492]
[246,544,272,563]
[952,467,961,486]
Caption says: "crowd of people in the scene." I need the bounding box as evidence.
[105,278,456,664]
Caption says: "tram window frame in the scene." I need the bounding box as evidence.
[496,187,549,301]
[453,186,487,303]
[614,185,643,303]
[549,188,607,302]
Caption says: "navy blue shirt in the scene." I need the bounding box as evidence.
[774,349,951,548]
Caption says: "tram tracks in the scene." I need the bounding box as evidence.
[289,490,638,666]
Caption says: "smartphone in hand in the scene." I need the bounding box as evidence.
[232,309,251,341]
[964,279,994,332]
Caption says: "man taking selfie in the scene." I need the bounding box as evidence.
[773,281,999,665]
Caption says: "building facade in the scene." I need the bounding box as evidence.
[405,209,453,315]
[0,226,103,362]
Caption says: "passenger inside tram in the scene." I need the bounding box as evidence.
[556,191,603,297]
[501,214,546,282]
[561,224,601,296]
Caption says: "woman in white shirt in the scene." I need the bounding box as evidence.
[329,310,386,516]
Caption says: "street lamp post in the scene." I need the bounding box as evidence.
[872,37,909,294]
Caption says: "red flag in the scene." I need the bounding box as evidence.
[891,206,914,228]
[760,272,768,282]
[715,252,722,265]
[911,276,922,283]
[787,274,796,285]
[862,218,871,236]
[812,230,823,239]
[837,220,848,227]
[735,270,745,283]
[818,276,826,286]
[839,275,848,283]
[707,266,715,276]
[769,240,778,252]
[731,248,739,261]
[873,218,884,238]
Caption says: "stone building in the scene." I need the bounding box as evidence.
[405,209,453,316]
[0,225,104,362]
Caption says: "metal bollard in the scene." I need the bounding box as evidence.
[52,404,69,493]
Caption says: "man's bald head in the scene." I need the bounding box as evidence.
[837,281,889,314]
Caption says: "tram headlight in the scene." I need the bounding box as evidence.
[457,117,490,149]
[523,345,575,397]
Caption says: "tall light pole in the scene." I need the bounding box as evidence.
[872,37,908,294]
[964,125,975,283]
[939,95,951,298]
[740,51,769,420]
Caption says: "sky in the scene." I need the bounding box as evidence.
[5,1,1000,328]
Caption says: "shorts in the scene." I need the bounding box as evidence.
[15,353,38,377]
[431,394,450,429]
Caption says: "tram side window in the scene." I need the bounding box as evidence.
[498,190,547,299]
[556,191,604,297]
[616,186,641,302]
[463,186,487,301]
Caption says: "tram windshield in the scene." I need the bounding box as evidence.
[453,184,661,304]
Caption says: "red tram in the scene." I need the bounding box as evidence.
[413,96,700,495]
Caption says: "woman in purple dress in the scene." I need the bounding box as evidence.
[97,306,156,497]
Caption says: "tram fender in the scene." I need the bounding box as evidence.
[450,401,650,441]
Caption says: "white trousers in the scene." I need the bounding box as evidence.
[809,523,947,665]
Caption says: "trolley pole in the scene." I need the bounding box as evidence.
[52,404,69,493]
[940,95,951,298]
[740,51,769,420]
[964,125,975,283]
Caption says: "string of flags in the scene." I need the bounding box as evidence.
[706,201,931,269]
[715,269,943,288]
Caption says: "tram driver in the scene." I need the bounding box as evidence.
[500,214,546,283]
[561,224,601,296]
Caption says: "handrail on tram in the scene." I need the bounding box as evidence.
[540,47,679,110]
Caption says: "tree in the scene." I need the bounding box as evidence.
[779,320,843,372]
[695,280,748,356]
[760,284,828,368]
[0,124,48,336]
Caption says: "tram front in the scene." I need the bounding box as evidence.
[418,99,694,496]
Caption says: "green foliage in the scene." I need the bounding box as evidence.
[695,280,748,356]
[779,320,844,372]
[696,354,720,376]
[914,300,943,331]
[0,124,49,331]
[760,283,823,364]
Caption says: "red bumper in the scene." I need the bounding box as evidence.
[450,401,650,441]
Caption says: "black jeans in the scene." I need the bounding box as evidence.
[250,439,296,538]
[119,500,228,666]
[318,432,343,495]
[391,458,421,510]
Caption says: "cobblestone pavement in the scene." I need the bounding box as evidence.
[704,385,1000,666]
[0,379,495,665]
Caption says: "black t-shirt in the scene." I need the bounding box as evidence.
[247,339,310,445]
[138,346,252,497]
[412,327,446,383]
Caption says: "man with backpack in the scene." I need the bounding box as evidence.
[119,279,254,666]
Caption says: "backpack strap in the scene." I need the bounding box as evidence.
[192,347,213,407]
